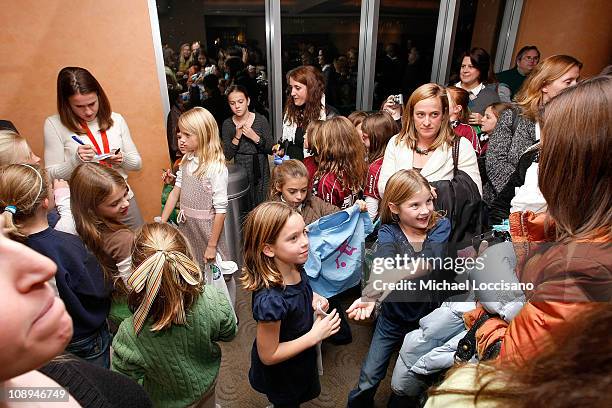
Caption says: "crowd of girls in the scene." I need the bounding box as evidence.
[0,53,609,408]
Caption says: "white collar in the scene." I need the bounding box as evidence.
[535,122,541,141]
[183,153,199,163]
[456,81,485,97]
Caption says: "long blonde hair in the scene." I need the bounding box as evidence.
[69,163,129,279]
[315,116,367,192]
[178,107,226,177]
[0,164,48,242]
[379,169,441,229]
[515,55,582,122]
[0,130,34,165]
[398,83,454,150]
[129,222,203,333]
[241,201,300,291]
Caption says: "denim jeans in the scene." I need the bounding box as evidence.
[65,324,111,369]
[347,313,416,408]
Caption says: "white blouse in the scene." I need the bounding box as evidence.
[378,135,482,197]
[175,155,228,213]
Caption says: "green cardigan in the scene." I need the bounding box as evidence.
[111,285,237,407]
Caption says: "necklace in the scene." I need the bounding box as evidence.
[415,146,432,155]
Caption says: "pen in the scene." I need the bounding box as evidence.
[71,135,85,145]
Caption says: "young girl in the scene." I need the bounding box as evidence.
[346,169,451,407]
[242,201,340,407]
[0,128,41,165]
[161,107,230,271]
[1,164,111,367]
[271,159,361,225]
[70,163,134,324]
[112,222,237,408]
[347,110,369,145]
[361,112,398,220]
[446,86,481,155]
[221,85,274,209]
[479,102,513,154]
[312,116,367,209]
[302,119,324,181]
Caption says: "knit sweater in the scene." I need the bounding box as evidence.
[484,107,537,203]
[44,112,142,184]
[111,285,237,407]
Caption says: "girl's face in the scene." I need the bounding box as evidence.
[181,45,191,58]
[278,176,309,208]
[68,92,99,123]
[197,53,207,66]
[228,91,250,118]
[289,77,308,107]
[542,65,580,103]
[0,225,73,380]
[177,126,199,153]
[460,56,480,87]
[481,107,498,133]
[264,213,309,267]
[447,94,462,122]
[413,97,443,141]
[356,123,368,147]
[389,188,434,231]
[97,185,130,222]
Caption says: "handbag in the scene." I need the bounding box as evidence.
[430,139,487,251]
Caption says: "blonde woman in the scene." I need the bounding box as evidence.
[377,83,482,197]
[484,55,581,204]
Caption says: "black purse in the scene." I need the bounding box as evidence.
[455,313,502,362]
[430,139,487,251]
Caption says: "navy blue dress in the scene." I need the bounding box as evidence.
[249,270,320,406]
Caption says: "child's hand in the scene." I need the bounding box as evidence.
[53,179,69,190]
[355,200,367,212]
[469,112,483,125]
[162,169,176,185]
[204,245,217,263]
[312,292,329,314]
[310,309,341,342]
[346,298,376,321]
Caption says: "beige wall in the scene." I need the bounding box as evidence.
[0,0,169,220]
[514,0,612,77]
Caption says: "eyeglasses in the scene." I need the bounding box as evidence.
[522,56,540,62]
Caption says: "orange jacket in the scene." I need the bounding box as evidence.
[464,211,612,364]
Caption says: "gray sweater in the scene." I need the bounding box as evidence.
[484,107,537,204]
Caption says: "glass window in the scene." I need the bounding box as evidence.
[372,0,441,109]
[156,0,269,122]
[280,0,362,115]
[448,0,507,85]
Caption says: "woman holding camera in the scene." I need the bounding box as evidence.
[43,66,144,229]
[377,83,481,197]
[280,65,338,161]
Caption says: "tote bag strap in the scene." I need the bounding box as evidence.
[452,138,460,177]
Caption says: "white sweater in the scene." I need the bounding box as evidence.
[378,135,482,196]
[44,112,142,182]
